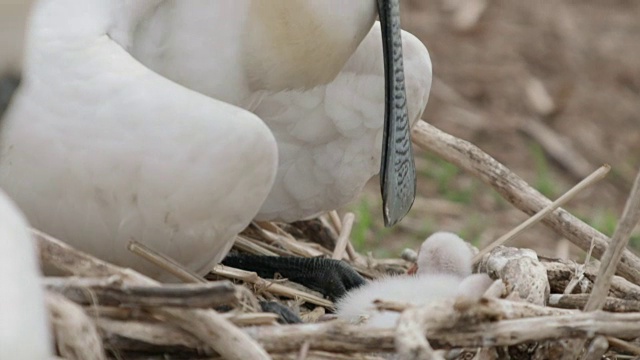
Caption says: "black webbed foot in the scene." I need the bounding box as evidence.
[259,301,302,324]
[221,254,366,301]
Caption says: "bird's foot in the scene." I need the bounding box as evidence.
[221,254,366,301]
[259,301,302,324]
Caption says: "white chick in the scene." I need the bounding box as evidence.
[335,232,492,328]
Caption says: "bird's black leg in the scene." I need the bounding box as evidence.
[221,254,366,302]
[0,74,20,118]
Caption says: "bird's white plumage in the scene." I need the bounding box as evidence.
[335,232,491,328]
[1,0,278,279]
[0,189,52,358]
[252,25,431,221]
[0,0,432,279]
[1,2,52,358]
[129,1,432,221]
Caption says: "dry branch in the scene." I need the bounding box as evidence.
[411,120,640,285]
[128,241,207,283]
[46,292,105,360]
[44,276,238,308]
[395,308,445,360]
[210,264,333,308]
[606,336,640,355]
[582,336,609,360]
[86,295,640,357]
[472,164,608,263]
[34,229,271,360]
[549,294,640,312]
[244,297,640,354]
[332,212,355,260]
[542,259,640,301]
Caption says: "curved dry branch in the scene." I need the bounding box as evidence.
[411,120,640,285]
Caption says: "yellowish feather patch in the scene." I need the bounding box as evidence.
[244,1,375,91]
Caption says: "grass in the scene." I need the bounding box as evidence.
[419,153,476,204]
[350,198,374,251]
[349,152,494,257]
[529,142,560,199]
[457,213,486,247]
[581,209,640,252]
[349,197,394,256]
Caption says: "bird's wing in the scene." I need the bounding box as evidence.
[254,23,432,222]
[0,0,278,278]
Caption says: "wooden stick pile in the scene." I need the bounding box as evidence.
[36,120,640,359]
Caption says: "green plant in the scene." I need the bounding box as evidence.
[351,198,373,251]
[529,142,558,198]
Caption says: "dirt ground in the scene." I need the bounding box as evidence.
[351,0,640,259]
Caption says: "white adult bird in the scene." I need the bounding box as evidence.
[0,2,52,359]
[0,0,432,280]
[335,232,493,328]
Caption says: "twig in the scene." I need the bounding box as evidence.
[210,264,333,308]
[127,241,206,284]
[296,340,311,360]
[582,336,609,360]
[328,211,343,233]
[606,336,640,355]
[472,164,609,263]
[53,288,640,358]
[34,229,271,360]
[273,352,387,360]
[44,276,238,308]
[564,239,596,295]
[46,291,105,360]
[395,308,444,360]
[411,120,640,285]
[234,235,280,256]
[252,224,324,257]
[332,212,355,260]
[244,298,640,354]
[97,317,207,353]
[548,294,640,312]
[585,168,640,310]
[542,258,640,301]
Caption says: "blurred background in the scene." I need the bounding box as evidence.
[350,0,640,259]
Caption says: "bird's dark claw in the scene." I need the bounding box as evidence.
[221,254,366,301]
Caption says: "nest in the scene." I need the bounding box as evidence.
[35,120,640,360]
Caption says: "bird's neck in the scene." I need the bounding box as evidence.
[244,0,377,92]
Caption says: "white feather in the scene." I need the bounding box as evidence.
[1,0,278,279]
[0,0,432,281]
[0,189,52,358]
